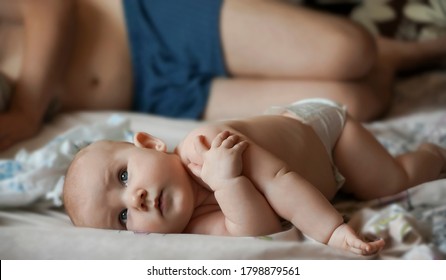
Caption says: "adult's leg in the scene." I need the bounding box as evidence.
[220,0,377,80]
[376,36,446,71]
[221,0,446,81]
[207,22,446,121]
[204,77,389,121]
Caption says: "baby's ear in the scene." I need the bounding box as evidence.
[133,132,167,152]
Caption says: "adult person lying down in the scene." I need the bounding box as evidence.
[1,0,445,151]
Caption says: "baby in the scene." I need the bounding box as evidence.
[63,99,446,256]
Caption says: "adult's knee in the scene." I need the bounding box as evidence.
[329,24,378,80]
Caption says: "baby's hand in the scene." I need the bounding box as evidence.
[327,224,385,256]
[189,131,248,190]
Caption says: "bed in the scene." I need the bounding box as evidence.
[1,70,445,260]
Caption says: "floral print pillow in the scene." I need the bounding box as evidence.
[351,0,446,41]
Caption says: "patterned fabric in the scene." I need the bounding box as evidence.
[351,0,446,41]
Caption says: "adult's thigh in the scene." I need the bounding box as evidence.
[220,0,376,79]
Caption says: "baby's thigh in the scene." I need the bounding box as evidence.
[333,117,405,200]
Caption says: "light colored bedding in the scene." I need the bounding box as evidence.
[1,71,446,260]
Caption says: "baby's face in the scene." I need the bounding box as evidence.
[70,140,195,233]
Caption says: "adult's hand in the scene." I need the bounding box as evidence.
[0,110,41,151]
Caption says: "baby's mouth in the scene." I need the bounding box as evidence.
[158,190,164,216]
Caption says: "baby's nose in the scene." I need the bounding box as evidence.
[131,188,148,211]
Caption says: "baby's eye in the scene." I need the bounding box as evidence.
[119,209,128,227]
[119,170,128,185]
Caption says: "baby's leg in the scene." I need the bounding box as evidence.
[333,116,446,200]
[395,143,446,186]
[328,224,385,256]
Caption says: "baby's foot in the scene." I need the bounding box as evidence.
[419,143,446,173]
[327,224,385,256]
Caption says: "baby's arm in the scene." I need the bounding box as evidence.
[189,131,282,236]
[0,0,74,150]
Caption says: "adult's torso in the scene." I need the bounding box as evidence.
[0,0,133,112]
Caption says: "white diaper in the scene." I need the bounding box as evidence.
[266,98,347,188]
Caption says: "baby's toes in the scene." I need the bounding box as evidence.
[362,239,385,255]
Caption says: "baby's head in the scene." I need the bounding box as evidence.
[63,132,196,233]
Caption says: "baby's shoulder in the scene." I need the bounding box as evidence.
[183,121,238,145]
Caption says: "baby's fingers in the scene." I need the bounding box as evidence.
[193,135,209,155]
[221,134,241,149]
[232,140,249,153]
[211,131,231,148]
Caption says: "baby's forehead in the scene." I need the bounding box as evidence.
[73,140,135,180]
[82,140,132,156]
[65,141,133,226]
[72,141,121,174]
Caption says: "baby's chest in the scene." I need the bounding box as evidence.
[194,197,220,216]
[185,203,228,235]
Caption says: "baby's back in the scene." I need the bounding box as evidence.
[179,115,339,199]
